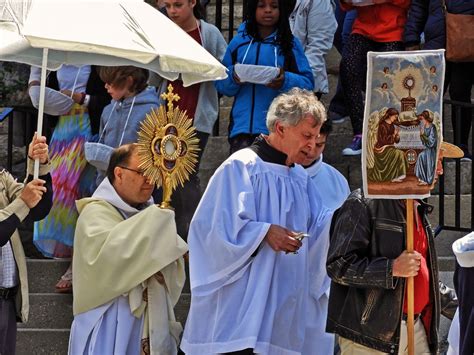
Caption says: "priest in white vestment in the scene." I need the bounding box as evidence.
[68,144,188,355]
[301,120,351,355]
[181,88,333,355]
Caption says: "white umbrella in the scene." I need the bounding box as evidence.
[0,0,227,176]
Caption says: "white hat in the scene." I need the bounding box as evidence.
[452,232,474,267]
[29,86,74,116]
[440,142,464,159]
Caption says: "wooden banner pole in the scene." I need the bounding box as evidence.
[406,199,415,355]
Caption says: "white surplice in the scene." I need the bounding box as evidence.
[305,154,351,212]
[181,148,331,355]
[302,155,351,355]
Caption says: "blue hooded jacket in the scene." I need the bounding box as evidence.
[215,24,314,138]
[94,86,159,185]
[99,86,159,149]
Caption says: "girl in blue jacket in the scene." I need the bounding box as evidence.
[215,0,314,154]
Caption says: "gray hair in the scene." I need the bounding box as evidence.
[266,88,327,132]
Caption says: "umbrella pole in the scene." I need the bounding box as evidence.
[34,48,49,179]
[406,198,415,355]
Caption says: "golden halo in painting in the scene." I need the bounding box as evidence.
[137,84,200,209]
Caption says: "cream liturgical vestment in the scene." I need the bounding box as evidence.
[68,178,188,355]
[181,148,332,354]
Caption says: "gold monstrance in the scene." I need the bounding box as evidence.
[137,84,200,209]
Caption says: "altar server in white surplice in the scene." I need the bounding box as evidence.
[300,119,351,355]
[181,88,332,355]
[68,144,187,355]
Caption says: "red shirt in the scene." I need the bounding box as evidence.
[169,26,201,121]
[341,0,411,42]
[403,207,430,315]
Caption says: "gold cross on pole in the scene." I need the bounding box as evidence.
[160,84,181,114]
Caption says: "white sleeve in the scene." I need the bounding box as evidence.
[303,0,338,93]
[188,159,271,295]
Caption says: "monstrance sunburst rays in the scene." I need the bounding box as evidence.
[137,84,200,209]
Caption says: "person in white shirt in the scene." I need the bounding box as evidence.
[300,118,350,354]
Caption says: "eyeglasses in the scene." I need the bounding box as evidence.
[118,165,144,176]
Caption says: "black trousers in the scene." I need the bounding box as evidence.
[454,261,474,355]
[449,61,474,147]
[340,34,404,135]
[0,297,17,355]
[172,131,209,240]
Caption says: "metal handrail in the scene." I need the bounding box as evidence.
[436,99,474,235]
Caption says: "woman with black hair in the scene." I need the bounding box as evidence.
[215,0,314,154]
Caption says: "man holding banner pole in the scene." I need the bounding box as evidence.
[325,141,460,354]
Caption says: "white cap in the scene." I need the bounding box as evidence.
[452,232,474,268]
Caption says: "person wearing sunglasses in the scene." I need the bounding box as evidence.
[69,143,187,354]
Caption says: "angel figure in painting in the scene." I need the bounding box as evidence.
[367,108,408,183]
[374,82,391,103]
[415,110,438,185]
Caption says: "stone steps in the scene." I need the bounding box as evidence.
[18,257,456,354]
[17,329,70,355]
[18,260,71,354]
[18,293,73,330]
[18,259,192,354]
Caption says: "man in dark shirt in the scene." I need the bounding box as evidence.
[0,133,52,355]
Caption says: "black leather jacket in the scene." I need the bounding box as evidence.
[326,189,445,354]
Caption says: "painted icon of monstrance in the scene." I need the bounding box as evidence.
[401,74,417,112]
[137,84,200,209]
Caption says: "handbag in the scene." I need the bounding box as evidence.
[443,0,474,62]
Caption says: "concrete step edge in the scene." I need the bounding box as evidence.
[438,256,455,272]
[27,292,190,297]
[17,328,70,332]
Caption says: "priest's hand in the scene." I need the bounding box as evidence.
[265,224,302,253]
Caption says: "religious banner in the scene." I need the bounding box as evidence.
[362,49,445,199]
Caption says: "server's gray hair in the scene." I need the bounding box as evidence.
[266,88,326,132]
